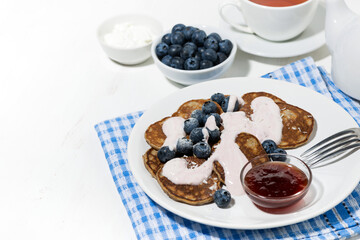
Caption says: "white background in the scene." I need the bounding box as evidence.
[1,0,360,239]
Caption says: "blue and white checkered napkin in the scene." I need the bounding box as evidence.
[94,57,360,240]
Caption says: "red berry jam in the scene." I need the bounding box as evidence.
[244,161,308,198]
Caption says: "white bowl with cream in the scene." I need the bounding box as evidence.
[97,14,162,65]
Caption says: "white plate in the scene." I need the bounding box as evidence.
[219,3,326,58]
[128,77,360,229]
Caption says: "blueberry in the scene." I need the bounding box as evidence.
[199,60,213,69]
[214,189,231,208]
[219,39,233,55]
[184,118,200,134]
[184,42,197,51]
[202,101,218,114]
[205,113,221,127]
[157,146,176,163]
[171,31,185,45]
[221,97,229,112]
[180,45,196,59]
[161,55,172,66]
[262,139,277,154]
[194,52,202,61]
[168,44,182,57]
[204,37,219,51]
[182,26,196,41]
[170,56,184,69]
[211,93,225,105]
[271,148,287,162]
[189,127,206,144]
[193,142,211,159]
[221,96,239,112]
[161,33,172,45]
[191,30,207,46]
[176,138,193,156]
[190,109,206,126]
[184,57,200,70]
[202,48,217,63]
[216,52,228,64]
[155,42,169,59]
[172,23,186,33]
[197,47,205,54]
[206,128,221,144]
[208,32,222,43]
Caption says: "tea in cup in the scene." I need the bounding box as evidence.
[219,0,319,41]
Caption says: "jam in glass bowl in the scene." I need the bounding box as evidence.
[240,153,312,209]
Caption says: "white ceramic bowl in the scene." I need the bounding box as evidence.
[151,25,237,85]
[97,14,162,65]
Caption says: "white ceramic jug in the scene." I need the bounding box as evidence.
[326,0,360,100]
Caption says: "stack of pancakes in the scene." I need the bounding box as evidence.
[143,92,314,205]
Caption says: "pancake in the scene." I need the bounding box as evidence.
[143,148,162,178]
[277,102,314,148]
[144,116,169,150]
[156,156,222,205]
[240,92,314,149]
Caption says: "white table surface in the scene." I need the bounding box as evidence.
[1,0,360,239]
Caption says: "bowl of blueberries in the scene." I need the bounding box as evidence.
[151,23,237,85]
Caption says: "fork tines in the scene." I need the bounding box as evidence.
[301,128,360,167]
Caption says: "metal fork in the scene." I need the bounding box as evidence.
[300,128,360,167]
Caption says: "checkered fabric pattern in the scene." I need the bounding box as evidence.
[94,57,360,240]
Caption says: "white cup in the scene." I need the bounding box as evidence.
[219,0,319,41]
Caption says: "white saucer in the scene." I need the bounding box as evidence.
[219,3,326,58]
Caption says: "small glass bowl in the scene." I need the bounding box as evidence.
[240,153,312,209]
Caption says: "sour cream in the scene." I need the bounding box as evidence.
[104,22,156,49]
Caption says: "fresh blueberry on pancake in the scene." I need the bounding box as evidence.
[190,109,206,126]
[210,93,225,106]
[184,118,200,135]
[202,101,218,114]
[221,96,239,112]
[207,128,220,144]
[176,138,193,156]
[189,127,206,144]
[157,146,176,163]
[193,142,211,159]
